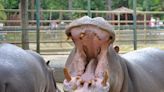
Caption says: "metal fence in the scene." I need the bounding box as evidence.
[1,28,164,54]
[0,9,164,54]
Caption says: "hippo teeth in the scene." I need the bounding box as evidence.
[64,68,72,82]
[101,70,109,87]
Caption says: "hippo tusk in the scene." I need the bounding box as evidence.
[101,71,109,86]
[64,68,72,82]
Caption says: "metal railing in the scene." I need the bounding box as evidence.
[1,28,164,54]
[0,9,164,54]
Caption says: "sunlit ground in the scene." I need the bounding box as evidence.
[118,44,164,53]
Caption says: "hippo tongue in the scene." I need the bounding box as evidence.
[81,59,97,82]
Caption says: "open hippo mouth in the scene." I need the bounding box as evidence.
[63,16,115,92]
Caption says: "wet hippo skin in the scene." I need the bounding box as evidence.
[63,16,164,92]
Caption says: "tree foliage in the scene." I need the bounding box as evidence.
[0,0,163,20]
[73,0,106,10]
[1,0,19,9]
[0,0,162,11]
[40,0,163,11]
[0,0,6,20]
[41,0,68,9]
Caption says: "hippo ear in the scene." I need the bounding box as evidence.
[46,60,50,66]
[114,46,119,53]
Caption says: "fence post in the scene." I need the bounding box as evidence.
[133,0,137,50]
[117,13,120,44]
[144,13,147,44]
[35,0,40,53]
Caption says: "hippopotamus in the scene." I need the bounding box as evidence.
[0,43,60,92]
[63,16,164,92]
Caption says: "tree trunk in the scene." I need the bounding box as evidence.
[106,0,112,20]
[31,0,35,20]
[106,0,112,11]
[21,0,29,49]
[68,0,73,19]
[161,0,164,11]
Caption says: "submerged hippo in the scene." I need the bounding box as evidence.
[0,43,60,92]
[63,16,164,92]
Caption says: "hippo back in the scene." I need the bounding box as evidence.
[122,48,164,92]
[0,43,59,92]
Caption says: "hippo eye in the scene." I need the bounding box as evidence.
[109,36,113,41]
[68,32,72,37]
